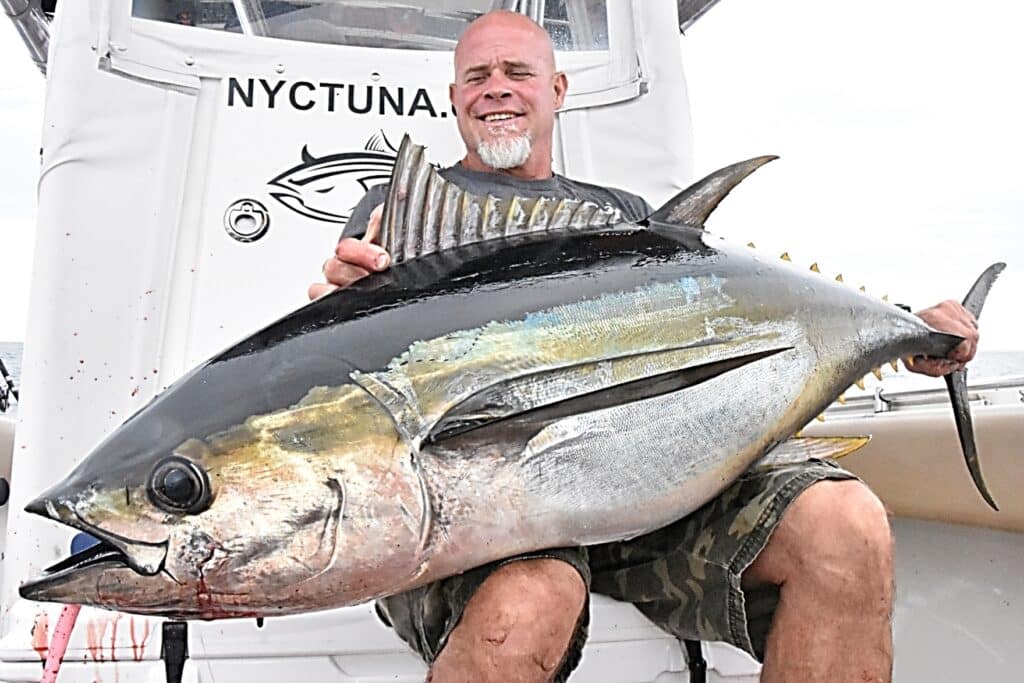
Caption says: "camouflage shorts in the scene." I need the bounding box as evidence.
[376,459,857,681]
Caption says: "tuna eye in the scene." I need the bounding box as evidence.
[148,457,211,514]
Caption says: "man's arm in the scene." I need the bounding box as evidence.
[308,204,389,300]
[308,187,391,300]
[909,300,980,376]
[342,184,389,240]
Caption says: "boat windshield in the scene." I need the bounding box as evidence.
[130,1,610,51]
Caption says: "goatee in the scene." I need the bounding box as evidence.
[477,135,532,170]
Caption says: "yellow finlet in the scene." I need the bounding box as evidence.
[836,393,847,405]
[780,252,791,261]
[854,378,866,391]
[882,294,890,303]
[889,359,899,372]
[872,367,883,381]
[835,273,844,283]
[809,262,820,273]
[747,242,756,248]
[859,285,867,293]
[816,413,826,422]
[904,356,916,369]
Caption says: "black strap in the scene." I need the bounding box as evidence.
[161,621,189,683]
[683,639,707,683]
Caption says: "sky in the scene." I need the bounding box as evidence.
[681,0,1022,351]
[0,0,1021,348]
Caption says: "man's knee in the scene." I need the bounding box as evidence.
[430,558,587,683]
[745,479,893,592]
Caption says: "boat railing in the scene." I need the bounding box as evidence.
[825,375,1024,418]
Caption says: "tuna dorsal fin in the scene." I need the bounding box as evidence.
[648,156,778,228]
[379,135,623,264]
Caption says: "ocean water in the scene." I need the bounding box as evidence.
[0,343,1022,421]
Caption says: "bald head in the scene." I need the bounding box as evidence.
[449,10,567,179]
[455,11,556,76]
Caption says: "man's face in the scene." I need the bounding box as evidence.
[450,14,566,173]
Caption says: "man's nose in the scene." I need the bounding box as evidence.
[483,74,513,100]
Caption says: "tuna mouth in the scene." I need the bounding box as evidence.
[44,539,132,574]
[20,539,134,600]
[23,496,168,577]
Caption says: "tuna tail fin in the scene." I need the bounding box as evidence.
[961,262,1006,318]
[942,262,1006,511]
[648,155,778,228]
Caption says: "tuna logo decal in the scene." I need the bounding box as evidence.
[268,132,398,225]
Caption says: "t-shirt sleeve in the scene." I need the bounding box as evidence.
[605,187,653,223]
[340,184,389,240]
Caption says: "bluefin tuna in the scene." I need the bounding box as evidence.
[20,136,1003,618]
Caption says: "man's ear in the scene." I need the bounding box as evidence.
[449,82,456,106]
[553,72,568,109]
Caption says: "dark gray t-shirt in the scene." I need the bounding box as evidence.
[342,163,653,239]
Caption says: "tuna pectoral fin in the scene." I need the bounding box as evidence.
[430,347,791,446]
[939,262,1006,511]
[647,156,777,228]
[755,436,870,467]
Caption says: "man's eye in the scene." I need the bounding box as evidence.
[510,72,531,79]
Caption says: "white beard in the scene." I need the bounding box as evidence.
[477,135,532,170]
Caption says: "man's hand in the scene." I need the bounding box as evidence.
[308,205,390,300]
[909,300,979,377]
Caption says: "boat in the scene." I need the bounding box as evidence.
[0,1,1020,681]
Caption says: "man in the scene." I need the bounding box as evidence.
[310,11,980,682]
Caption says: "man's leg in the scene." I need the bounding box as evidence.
[429,558,587,683]
[588,459,878,677]
[376,548,590,683]
[743,479,894,682]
